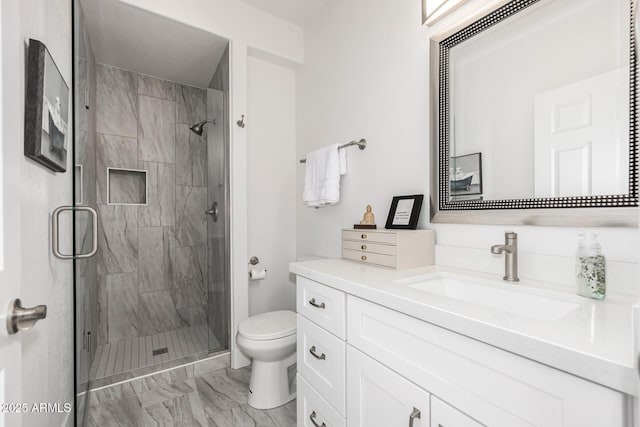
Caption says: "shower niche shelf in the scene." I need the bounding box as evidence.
[107,167,147,205]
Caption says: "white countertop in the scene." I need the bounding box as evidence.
[290,258,639,395]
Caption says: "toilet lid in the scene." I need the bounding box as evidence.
[238,310,296,341]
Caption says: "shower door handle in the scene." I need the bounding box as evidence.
[52,205,98,259]
[205,202,219,222]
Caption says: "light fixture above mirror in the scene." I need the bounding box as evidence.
[422,0,470,25]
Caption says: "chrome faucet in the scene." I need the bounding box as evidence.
[491,231,519,282]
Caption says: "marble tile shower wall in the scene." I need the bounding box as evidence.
[95,63,209,346]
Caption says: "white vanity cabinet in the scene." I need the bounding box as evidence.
[431,396,482,427]
[295,274,630,427]
[347,346,430,427]
[296,276,347,425]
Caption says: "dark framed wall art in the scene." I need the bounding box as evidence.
[385,195,424,229]
[24,39,70,172]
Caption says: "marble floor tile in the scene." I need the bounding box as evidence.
[86,361,295,427]
[96,64,138,138]
[175,186,207,247]
[193,355,230,377]
[143,394,200,427]
[86,395,143,427]
[138,95,176,163]
[141,378,196,407]
[176,84,206,125]
[141,366,194,393]
[194,368,250,415]
[139,74,176,101]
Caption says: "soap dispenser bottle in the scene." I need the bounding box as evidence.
[575,233,606,300]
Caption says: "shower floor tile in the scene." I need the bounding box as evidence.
[90,324,214,382]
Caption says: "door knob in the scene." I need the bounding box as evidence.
[6,299,47,335]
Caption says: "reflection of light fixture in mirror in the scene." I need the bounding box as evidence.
[423,0,469,25]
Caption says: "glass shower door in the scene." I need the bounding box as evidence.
[74,1,99,423]
[206,88,229,352]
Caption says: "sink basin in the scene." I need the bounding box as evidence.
[395,273,580,321]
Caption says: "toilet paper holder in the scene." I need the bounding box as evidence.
[249,256,260,265]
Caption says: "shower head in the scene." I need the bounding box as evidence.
[189,119,216,136]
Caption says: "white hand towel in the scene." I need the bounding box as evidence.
[303,143,343,207]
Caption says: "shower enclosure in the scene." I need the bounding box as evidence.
[73,1,231,424]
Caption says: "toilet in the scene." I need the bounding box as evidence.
[236,310,297,409]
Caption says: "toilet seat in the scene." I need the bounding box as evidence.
[238,310,296,341]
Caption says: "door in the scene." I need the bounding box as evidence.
[73,0,99,423]
[534,68,629,197]
[347,346,429,427]
[206,88,229,352]
[1,1,75,426]
[0,2,24,426]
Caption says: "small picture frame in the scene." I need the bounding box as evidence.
[450,152,482,197]
[385,195,424,229]
[24,39,70,172]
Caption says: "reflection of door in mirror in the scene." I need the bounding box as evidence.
[449,0,629,201]
[534,68,629,197]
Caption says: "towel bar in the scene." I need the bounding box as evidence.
[299,139,367,163]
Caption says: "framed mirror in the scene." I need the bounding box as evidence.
[429,0,638,226]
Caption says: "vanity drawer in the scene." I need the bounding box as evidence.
[298,315,346,416]
[342,229,397,244]
[342,248,397,268]
[431,396,482,427]
[297,374,345,427]
[297,276,346,339]
[342,240,396,256]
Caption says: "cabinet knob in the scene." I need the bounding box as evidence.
[361,234,367,239]
[309,346,326,361]
[309,411,326,427]
[409,407,421,427]
[361,255,367,261]
[361,244,367,250]
[308,298,326,309]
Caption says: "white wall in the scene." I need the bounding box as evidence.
[247,56,297,315]
[4,0,74,425]
[296,0,430,258]
[296,0,639,294]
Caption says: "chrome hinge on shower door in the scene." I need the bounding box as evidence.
[83,331,92,352]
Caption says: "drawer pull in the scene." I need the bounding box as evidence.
[308,298,326,309]
[361,244,367,250]
[361,234,367,239]
[409,407,421,427]
[309,411,326,427]
[309,345,326,360]
[361,255,367,261]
